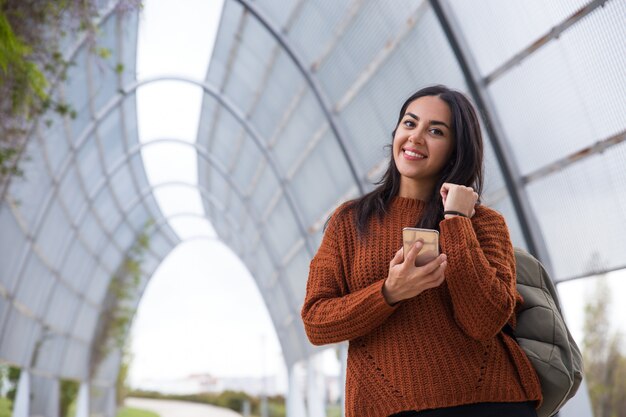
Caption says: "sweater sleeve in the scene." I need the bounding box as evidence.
[439,206,516,341]
[301,210,399,346]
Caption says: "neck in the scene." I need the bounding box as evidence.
[398,178,435,201]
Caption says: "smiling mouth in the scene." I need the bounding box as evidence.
[403,149,426,159]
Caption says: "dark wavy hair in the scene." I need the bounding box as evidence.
[346,85,484,237]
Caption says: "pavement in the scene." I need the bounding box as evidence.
[124,397,243,417]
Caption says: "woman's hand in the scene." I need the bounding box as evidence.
[440,182,478,218]
[382,241,448,305]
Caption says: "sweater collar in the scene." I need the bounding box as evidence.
[390,195,427,211]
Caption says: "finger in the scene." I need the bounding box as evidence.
[423,262,447,287]
[390,246,404,267]
[417,253,447,275]
[405,240,424,264]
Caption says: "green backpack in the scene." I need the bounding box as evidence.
[506,248,584,417]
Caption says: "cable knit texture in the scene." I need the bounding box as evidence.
[301,196,542,417]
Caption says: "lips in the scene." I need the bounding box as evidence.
[402,147,427,160]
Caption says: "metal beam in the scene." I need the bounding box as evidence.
[484,0,609,85]
[429,0,553,272]
[233,0,365,195]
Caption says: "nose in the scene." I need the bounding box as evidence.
[408,129,425,144]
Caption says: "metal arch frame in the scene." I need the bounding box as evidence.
[232,0,365,196]
[116,180,312,366]
[30,76,317,260]
[84,138,312,361]
[429,0,553,272]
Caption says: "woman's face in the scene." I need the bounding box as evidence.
[392,95,455,196]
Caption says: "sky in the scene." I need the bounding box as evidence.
[127,0,626,394]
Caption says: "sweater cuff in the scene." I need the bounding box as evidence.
[372,279,402,311]
[439,215,478,249]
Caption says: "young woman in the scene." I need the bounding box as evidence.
[301,85,542,417]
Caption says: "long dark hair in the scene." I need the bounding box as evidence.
[347,85,484,237]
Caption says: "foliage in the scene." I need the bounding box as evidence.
[59,379,79,417]
[0,0,141,187]
[583,275,626,417]
[116,338,133,406]
[90,220,153,382]
[116,407,159,417]
[129,389,286,417]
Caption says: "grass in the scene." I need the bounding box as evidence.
[0,397,11,417]
[116,407,160,417]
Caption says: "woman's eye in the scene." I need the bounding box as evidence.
[430,128,444,136]
[403,120,415,128]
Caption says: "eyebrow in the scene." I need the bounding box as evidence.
[405,112,450,130]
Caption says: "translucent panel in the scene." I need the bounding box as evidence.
[222,15,275,113]
[85,266,111,305]
[0,207,28,293]
[527,142,626,280]
[60,240,96,293]
[449,0,591,76]
[30,374,60,417]
[8,143,53,231]
[121,93,140,148]
[481,131,507,198]
[249,55,304,141]
[38,111,70,175]
[98,108,126,173]
[130,152,151,193]
[100,242,122,273]
[73,302,99,342]
[61,339,89,379]
[205,0,244,86]
[149,232,173,260]
[125,202,151,231]
[35,199,72,270]
[272,92,326,173]
[76,136,104,192]
[255,0,299,30]
[89,14,119,113]
[0,308,40,365]
[231,136,263,191]
[64,47,92,139]
[79,213,108,254]
[119,11,138,86]
[289,131,354,226]
[264,198,300,258]
[0,297,8,335]
[247,243,275,289]
[282,249,309,304]
[196,95,218,154]
[93,348,122,383]
[93,187,122,233]
[489,1,626,175]
[45,284,79,333]
[206,109,242,168]
[14,255,57,318]
[317,1,424,105]
[209,165,231,205]
[113,222,135,252]
[249,164,280,217]
[110,164,136,205]
[289,0,362,67]
[58,164,87,221]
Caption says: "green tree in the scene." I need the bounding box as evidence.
[583,275,626,417]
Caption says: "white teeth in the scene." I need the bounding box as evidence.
[405,150,425,158]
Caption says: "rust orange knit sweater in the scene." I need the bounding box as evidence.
[301,196,542,417]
